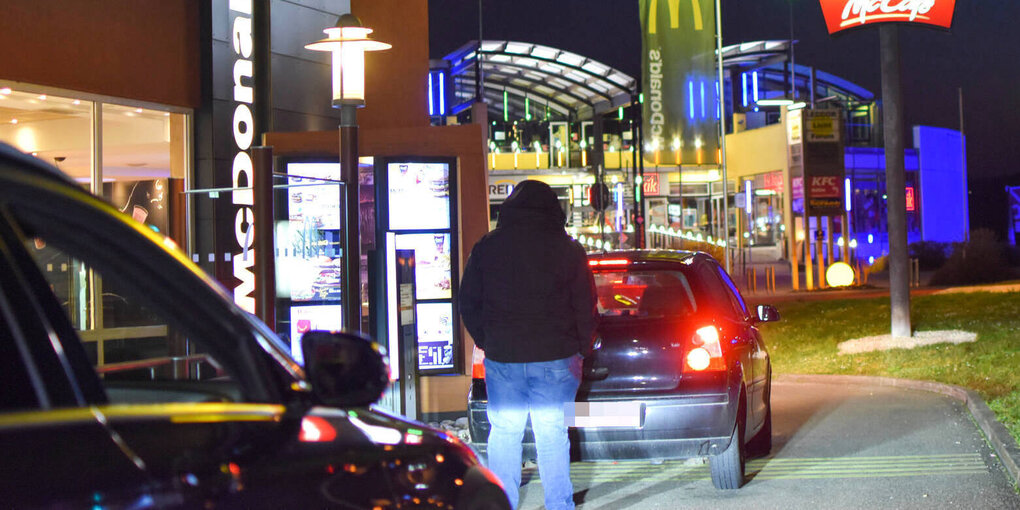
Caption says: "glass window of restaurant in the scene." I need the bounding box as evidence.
[0,81,191,369]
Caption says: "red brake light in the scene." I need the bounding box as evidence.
[471,346,486,379]
[684,326,726,372]
[590,258,630,267]
[299,416,338,442]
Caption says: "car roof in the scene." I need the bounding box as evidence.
[0,143,84,189]
[588,249,703,266]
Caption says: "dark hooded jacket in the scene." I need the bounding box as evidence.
[459,180,598,363]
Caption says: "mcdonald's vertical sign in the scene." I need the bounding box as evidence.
[640,0,719,166]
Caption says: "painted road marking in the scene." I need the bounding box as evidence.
[523,454,989,484]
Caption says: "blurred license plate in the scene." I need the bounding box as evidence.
[565,402,642,428]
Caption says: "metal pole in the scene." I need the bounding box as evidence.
[252,146,276,329]
[880,25,911,338]
[789,0,796,99]
[254,0,272,138]
[340,106,361,332]
[636,101,646,249]
[476,0,483,103]
[959,87,969,241]
[715,0,730,272]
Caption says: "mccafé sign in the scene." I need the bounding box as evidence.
[819,0,956,34]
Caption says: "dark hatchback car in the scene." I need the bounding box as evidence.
[0,144,508,509]
[468,250,779,489]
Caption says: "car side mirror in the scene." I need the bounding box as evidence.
[301,331,390,408]
[756,305,780,323]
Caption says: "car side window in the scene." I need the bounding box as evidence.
[715,265,751,320]
[0,290,41,412]
[24,237,240,405]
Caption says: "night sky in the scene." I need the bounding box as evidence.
[428,0,1020,236]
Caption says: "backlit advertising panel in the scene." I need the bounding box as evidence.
[387,162,450,230]
[289,305,343,365]
[639,0,719,166]
[375,157,460,375]
[820,0,957,34]
[416,302,454,370]
[803,110,846,216]
[395,233,452,300]
[283,163,343,303]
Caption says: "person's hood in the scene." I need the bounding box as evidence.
[497,180,566,229]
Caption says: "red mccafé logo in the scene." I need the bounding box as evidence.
[820,0,956,34]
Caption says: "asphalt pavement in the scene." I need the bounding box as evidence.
[515,378,1020,509]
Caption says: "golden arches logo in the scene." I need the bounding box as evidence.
[647,0,705,34]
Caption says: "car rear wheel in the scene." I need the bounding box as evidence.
[710,418,745,489]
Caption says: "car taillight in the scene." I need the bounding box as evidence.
[471,346,486,379]
[589,258,630,267]
[684,325,726,372]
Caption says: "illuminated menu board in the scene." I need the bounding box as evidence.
[395,233,451,300]
[278,162,345,363]
[378,158,459,374]
[388,162,450,230]
[288,304,343,365]
[416,302,454,369]
[284,163,343,303]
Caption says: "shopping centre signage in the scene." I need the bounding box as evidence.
[230,0,257,313]
[820,0,957,34]
[642,174,661,196]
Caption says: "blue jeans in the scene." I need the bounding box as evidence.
[484,355,582,510]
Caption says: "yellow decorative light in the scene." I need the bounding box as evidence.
[826,262,855,287]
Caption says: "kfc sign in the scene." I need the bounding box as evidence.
[809,176,842,198]
[820,0,956,34]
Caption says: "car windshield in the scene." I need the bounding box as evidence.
[593,269,697,318]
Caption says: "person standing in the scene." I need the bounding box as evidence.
[460,180,598,510]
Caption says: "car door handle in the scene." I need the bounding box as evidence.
[583,367,609,381]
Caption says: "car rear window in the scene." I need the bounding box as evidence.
[593,270,697,318]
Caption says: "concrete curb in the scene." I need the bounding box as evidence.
[777,374,1020,487]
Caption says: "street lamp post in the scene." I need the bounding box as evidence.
[306,14,390,333]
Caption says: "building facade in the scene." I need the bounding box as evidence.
[1,0,489,419]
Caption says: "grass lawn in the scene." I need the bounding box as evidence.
[755,290,1020,445]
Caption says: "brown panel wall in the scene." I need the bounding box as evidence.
[0,0,200,108]
[351,0,430,130]
[263,0,480,414]
[264,123,489,413]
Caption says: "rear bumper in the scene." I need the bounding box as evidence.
[468,392,737,461]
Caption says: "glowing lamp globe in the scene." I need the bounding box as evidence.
[826,262,855,288]
[305,14,391,107]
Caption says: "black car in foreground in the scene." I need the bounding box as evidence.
[0,143,508,509]
[468,250,779,489]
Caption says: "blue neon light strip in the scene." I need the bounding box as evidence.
[439,72,445,115]
[745,180,752,213]
[700,81,706,119]
[715,81,720,119]
[752,71,759,103]
[428,73,434,116]
[845,178,852,211]
[615,183,624,218]
[689,81,694,120]
[742,73,748,107]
